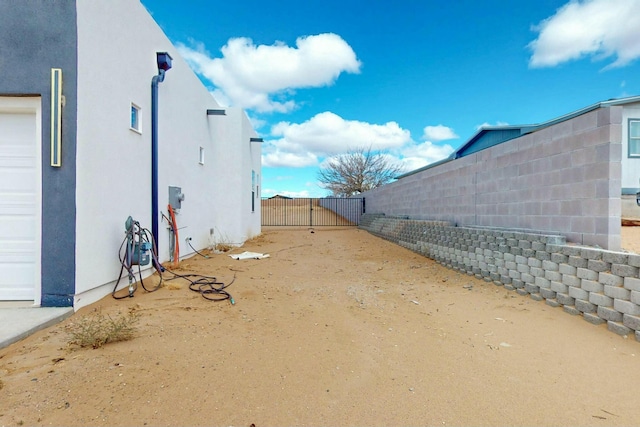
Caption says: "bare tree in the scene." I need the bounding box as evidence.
[317,147,402,197]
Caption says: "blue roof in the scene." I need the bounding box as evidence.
[397,95,640,179]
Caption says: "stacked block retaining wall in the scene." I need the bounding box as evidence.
[361,106,623,250]
[360,214,640,342]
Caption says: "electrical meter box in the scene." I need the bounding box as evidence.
[169,186,185,210]
[131,242,151,266]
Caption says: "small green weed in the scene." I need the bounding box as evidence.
[66,308,140,349]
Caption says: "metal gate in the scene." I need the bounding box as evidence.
[261,197,365,226]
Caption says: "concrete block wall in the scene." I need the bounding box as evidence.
[362,106,623,250]
[360,214,640,342]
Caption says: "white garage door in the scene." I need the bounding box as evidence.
[0,98,41,301]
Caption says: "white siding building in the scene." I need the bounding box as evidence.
[0,0,261,308]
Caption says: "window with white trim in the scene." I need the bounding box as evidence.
[630,119,640,157]
[130,103,141,133]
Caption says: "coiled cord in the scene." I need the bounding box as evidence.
[164,269,236,303]
[113,217,234,303]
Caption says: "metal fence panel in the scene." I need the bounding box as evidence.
[261,197,364,226]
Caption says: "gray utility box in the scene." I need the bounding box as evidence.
[169,186,185,210]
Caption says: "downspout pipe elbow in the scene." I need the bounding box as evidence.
[154,69,166,84]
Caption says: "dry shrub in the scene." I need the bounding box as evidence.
[215,243,233,252]
[66,308,140,349]
[245,233,271,245]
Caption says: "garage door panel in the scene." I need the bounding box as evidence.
[0,159,36,170]
[0,170,38,192]
[0,286,34,300]
[0,201,37,217]
[0,104,38,301]
[0,113,35,138]
[0,143,35,155]
[0,243,35,263]
[0,160,36,171]
[0,138,35,150]
[0,266,35,300]
[0,216,36,240]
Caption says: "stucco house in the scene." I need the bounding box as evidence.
[0,0,262,308]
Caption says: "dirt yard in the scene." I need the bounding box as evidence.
[2,227,640,426]
[621,224,640,254]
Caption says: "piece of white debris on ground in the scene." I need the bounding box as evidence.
[229,251,271,260]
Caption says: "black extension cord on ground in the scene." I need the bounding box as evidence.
[113,218,235,303]
[163,269,236,303]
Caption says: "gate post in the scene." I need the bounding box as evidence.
[309,198,313,227]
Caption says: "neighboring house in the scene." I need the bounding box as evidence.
[455,96,640,219]
[400,95,640,198]
[364,96,640,250]
[0,0,262,308]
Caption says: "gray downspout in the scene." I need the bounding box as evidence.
[151,52,171,270]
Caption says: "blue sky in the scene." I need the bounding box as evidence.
[142,0,640,197]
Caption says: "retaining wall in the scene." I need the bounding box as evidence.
[360,214,640,342]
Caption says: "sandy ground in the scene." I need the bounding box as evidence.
[621,225,640,254]
[2,227,640,427]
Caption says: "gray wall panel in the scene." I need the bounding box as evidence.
[0,1,78,306]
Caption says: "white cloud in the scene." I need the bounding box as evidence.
[619,80,630,97]
[178,33,361,113]
[399,141,455,172]
[262,112,412,168]
[262,148,318,168]
[263,113,458,174]
[476,121,510,129]
[422,125,458,141]
[210,89,230,108]
[529,0,640,69]
[247,114,267,131]
[400,157,435,174]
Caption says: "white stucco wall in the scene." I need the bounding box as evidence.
[74,0,260,307]
[205,108,261,247]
